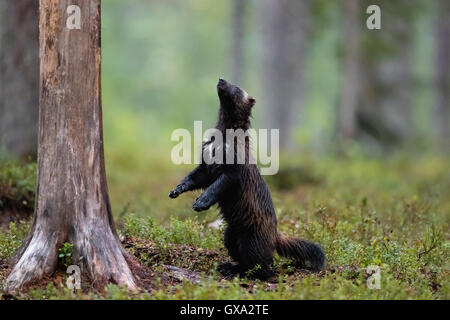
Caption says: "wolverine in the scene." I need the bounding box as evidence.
[169,78,326,280]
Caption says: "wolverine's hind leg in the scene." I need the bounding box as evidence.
[238,254,275,280]
[217,262,240,278]
[223,230,275,280]
[217,260,274,280]
[237,237,276,280]
[218,227,242,278]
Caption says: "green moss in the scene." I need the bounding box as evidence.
[123,215,223,250]
[0,220,31,260]
[0,155,448,299]
[0,161,36,212]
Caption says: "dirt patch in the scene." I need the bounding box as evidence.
[123,236,228,273]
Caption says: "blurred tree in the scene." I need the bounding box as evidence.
[434,0,450,152]
[339,0,360,143]
[0,0,39,159]
[260,0,310,150]
[5,0,140,293]
[356,1,418,150]
[231,0,247,85]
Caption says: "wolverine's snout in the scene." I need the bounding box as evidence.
[217,78,228,89]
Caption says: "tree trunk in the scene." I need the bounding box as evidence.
[260,0,310,150]
[339,0,360,143]
[4,0,138,293]
[231,0,246,85]
[434,0,450,152]
[0,0,39,159]
[357,0,416,149]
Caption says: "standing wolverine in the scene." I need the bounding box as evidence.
[169,78,325,280]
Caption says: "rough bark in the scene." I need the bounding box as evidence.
[0,0,39,159]
[339,0,360,143]
[260,0,310,150]
[4,0,138,293]
[434,0,450,152]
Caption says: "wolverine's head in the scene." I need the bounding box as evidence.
[216,78,256,129]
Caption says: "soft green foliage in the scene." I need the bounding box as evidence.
[1,156,448,300]
[123,215,223,250]
[0,161,36,211]
[98,0,443,217]
[0,220,30,260]
[100,0,440,155]
[58,243,74,267]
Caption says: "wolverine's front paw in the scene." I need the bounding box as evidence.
[169,188,180,199]
[192,196,211,212]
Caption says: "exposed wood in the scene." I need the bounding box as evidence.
[4,0,139,293]
[164,265,204,285]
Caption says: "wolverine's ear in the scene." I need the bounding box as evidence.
[248,97,256,107]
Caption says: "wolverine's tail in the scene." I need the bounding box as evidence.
[276,233,326,271]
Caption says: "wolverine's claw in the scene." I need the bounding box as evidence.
[169,189,179,198]
[193,198,210,212]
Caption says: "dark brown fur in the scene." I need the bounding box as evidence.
[169,79,326,280]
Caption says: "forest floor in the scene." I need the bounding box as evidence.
[0,154,449,299]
